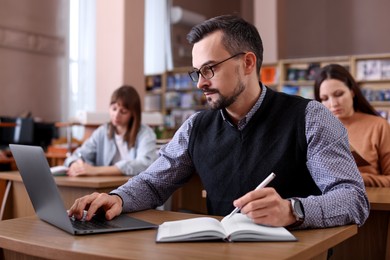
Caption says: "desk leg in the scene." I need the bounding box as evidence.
[66,126,73,157]
[310,251,327,260]
[386,217,390,260]
[0,180,11,220]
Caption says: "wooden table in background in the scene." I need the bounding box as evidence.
[45,151,68,166]
[0,209,357,260]
[54,122,99,155]
[332,187,390,259]
[0,171,130,220]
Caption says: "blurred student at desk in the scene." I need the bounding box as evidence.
[69,15,368,231]
[64,85,157,177]
[314,64,390,186]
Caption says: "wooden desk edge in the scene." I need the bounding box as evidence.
[0,171,130,188]
[0,211,358,260]
[365,187,390,211]
[293,224,357,260]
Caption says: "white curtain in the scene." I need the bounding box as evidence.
[144,0,173,75]
[68,0,96,139]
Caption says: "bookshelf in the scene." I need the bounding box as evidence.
[278,56,352,99]
[144,67,207,136]
[273,54,390,121]
[165,67,206,127]
[145,73,165,113]
[351,53,390,120]
[145,54,390,134]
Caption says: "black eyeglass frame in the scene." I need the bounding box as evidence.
[188,52,246,82]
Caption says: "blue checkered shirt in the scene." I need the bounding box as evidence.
[112,85,369,229]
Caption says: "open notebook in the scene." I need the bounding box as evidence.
[10,144,157,235]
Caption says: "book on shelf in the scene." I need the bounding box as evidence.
[286,68,307,81]
[165,92,181,108]
[180,93,195,108]
[299,86,314,99]
[362,89,390,102]
[261,66,277,85]
[381,60,390,79]
[156,213,297,243]
[145,75,162,91]
[144,94,161,111]
[306,63,321,80]
[282,85,300,96]
[356,60,382,81]
[167,73,196,90]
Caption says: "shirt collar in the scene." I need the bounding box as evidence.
[220,82,267,130]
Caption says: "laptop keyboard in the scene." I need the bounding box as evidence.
[71,216,120,230]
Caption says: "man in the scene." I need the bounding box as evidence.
[69,15,369,229]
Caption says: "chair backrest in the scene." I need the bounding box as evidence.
[14,117,34,145]
[0,117,57,150]
[33,122,58,149]
[0,117,34,148]
[0,117,17,149]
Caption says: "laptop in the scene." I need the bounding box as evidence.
[10,144,157,235]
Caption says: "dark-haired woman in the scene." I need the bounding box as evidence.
[314,64,390,187]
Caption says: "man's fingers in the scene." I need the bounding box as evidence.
[233,187,271,209]
[68,192,100,219]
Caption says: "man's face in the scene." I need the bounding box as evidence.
[191,31,245,110]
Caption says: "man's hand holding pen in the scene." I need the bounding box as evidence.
[230,173,298,227]
[233,187,297,227]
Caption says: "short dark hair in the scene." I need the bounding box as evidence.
[108,85,141,147]
[313,64,378,116]
[187,15,263,77]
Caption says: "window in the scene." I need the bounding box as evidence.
[68,0,96,138]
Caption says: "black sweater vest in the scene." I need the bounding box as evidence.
[188,88,321,216]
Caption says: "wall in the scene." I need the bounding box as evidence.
[95,0,124,112]
[123,0,145,107]
[277,0,390,59]
[0,0,67,122]
[171,0,245,67]
[1,0,390,123]
[0,0,144,121]
[254,0,278,64]
[95,0,144,112]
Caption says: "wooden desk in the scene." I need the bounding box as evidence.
[54,122,99,155]
[45,151,68,166]
[171,173,207,214]
[0,157,15,168]
[0,171,130,220]
[172,179,390,258]
[332,187,390,259]
[0,209,357,260]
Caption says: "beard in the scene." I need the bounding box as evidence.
[206,80,245,110]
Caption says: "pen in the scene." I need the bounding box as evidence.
[227,172,276,218]
[77,152,85,162]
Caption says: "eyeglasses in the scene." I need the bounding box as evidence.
[188,52,246,82]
